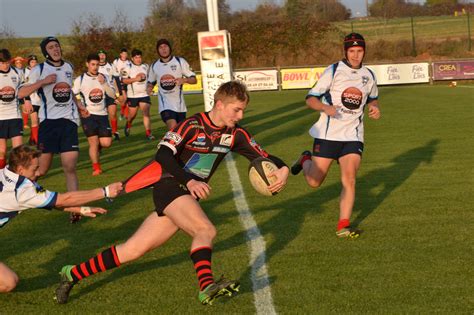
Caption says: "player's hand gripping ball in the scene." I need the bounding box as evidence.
[248,157,278,196]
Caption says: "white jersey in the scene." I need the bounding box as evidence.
[0,66,22,120]
[112,58,131,79]
[147,56,196,113]
[25,61,79,125]
[24,66,42,106]
[72,73,111,116]
[0,167,57,229]
[307,60,378,142]
[125,62,149,98]
[98,62,115,86]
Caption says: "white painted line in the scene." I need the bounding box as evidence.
[225,154,277,315]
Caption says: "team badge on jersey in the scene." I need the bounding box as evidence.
[0,86,16,102]
[341,87,362,110]
[52,82,71,103]
[362,76,369,86]
[220,134,233,146]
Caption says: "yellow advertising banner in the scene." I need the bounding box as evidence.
[183,74,203,93]
[280,67,326,90]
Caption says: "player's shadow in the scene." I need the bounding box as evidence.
[218,139,440,294]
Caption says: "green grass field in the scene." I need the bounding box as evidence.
[1,84,473,313]
[335,15,474,41]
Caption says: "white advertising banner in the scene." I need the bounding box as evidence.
[234,70,278,91]
[198,30,233,111]
[367,63,430,85]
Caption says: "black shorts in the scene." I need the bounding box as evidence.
[33,105,40,113]
[153,178,190,216]
[81,114,112,138]
[0,119,23,139]
[105,95,116,107]
[312,138,364,160]
[38,119,79,153]
[128,96,151,108]
[160,110,186,124]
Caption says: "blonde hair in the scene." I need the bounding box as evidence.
[214,81,249,105]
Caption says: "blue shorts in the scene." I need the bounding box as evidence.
[312,138,364,160]
[128,96,151,108]
[38,119,79,153]
[33,105,40,113]
[81,114,112,138]
[0,119,23,139]
[160,110,186,124]
[105,95,116,107]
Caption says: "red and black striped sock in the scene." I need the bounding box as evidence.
[190,247,214,291]
[70,245,121,283]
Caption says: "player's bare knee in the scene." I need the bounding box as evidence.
[341,177,356,188]
[0,274,18,293]
[195,223,217,241]
[306,177,323,188]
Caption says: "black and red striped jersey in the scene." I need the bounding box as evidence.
[158,112,272,182]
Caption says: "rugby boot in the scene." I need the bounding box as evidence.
[290,150,312,175]
[215,275,240,297]
[147,134,155,141]
[54,265,76,304]
[92,169,103,176]
[198,282,224,305]
[113,132,120,141]
[69,213,81,224]
[124,125,130,137]
[336,226,362,239]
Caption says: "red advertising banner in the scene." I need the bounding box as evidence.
[432,60,474,80]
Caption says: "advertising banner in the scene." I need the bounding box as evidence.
[183,74,203,93]
[234,70,278,91]
[432,60,474,80]
[280,67,326,90]
[198,30,233,111]
[367,63,430,85]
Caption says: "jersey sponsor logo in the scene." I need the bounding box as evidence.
[212,146,230,153]
[160,74,176,91]
[184,153,218,179]
[163,131,182,144]
[89,88,104,103]
[341,87,362,110]
[197,133,206,142]
[52,82,72,103]
[171,64,177,71]
[0,86,16,103]
[219,134,233,146]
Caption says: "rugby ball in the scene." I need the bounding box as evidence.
[248,157,278,196]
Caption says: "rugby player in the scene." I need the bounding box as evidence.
[291,33,381,238]
[18,36,88,223]
[24,55,40,145]
[0,49,25,169]
[98,49,120,141]
[112,48,130,121]
[0,145,123,293]
[11,56,31,130]
[122,49,154,140]
[147,38,197,130]
[55,81,289,305]
[73,53,115,176]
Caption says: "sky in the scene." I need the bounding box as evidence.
[0,0,429,38]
